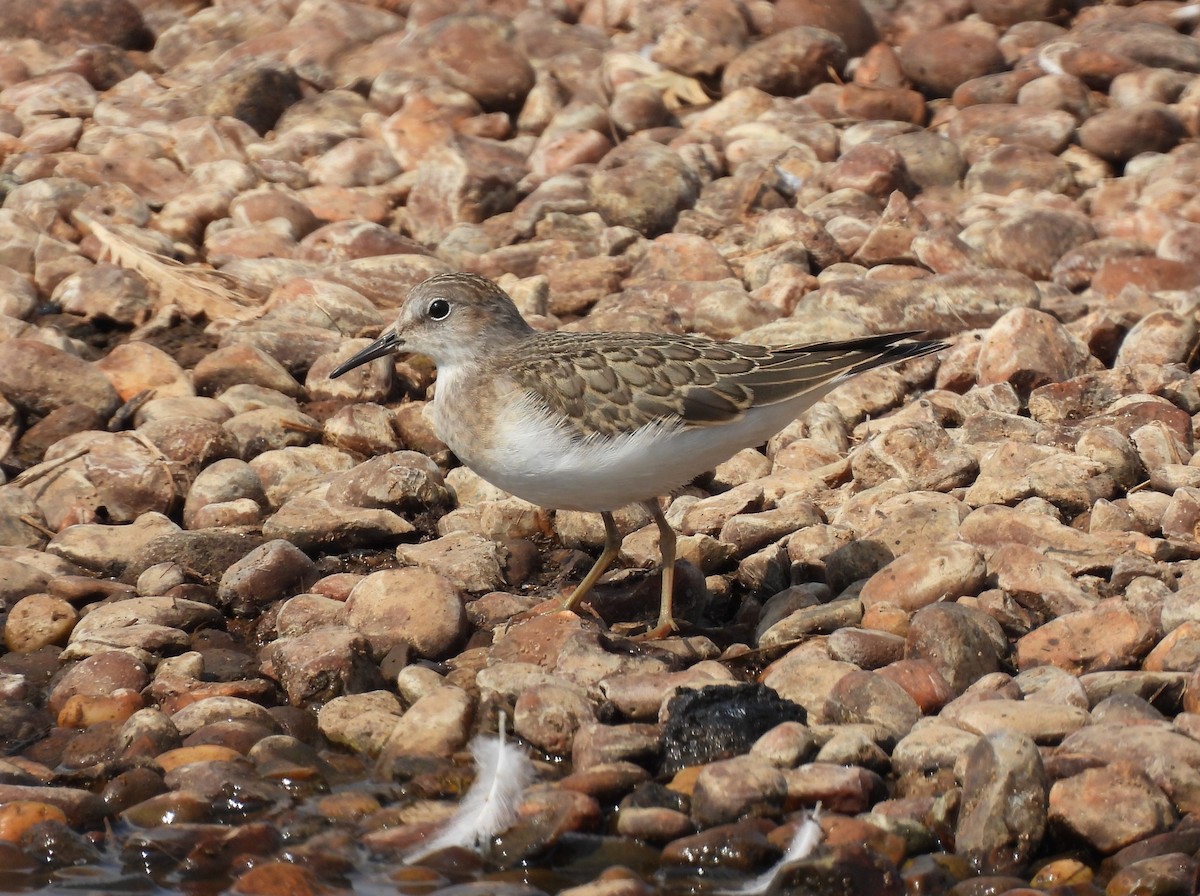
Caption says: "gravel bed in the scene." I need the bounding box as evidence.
[2,0,1200,894]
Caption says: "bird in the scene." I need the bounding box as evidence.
[330,272,945,638]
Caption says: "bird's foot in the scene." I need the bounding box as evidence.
[507,594,601,627]
[629,615,679,641]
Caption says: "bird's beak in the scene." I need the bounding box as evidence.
[328,329,402,378]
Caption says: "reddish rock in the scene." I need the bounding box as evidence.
[722,27,848,98]
[976,308,1094,393]
[899,22,1005,98]
[773,0,878,56]
[1078,103,1185,164]
[1016,600,1158,675]
[0,0,152,49]
[1049,763,1176,853]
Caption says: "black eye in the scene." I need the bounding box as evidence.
[428,299,451,320]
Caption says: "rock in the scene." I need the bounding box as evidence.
[1105,854,1200,896]
[826,628,905,669]
[721,27,847,98]
[404,141,526,246]
[1016,600,1158,674]
[984,209,1095,281]
[905,603,1006,695]
[122,527,263,586]
[53,264,152,326]
[216,540,317,616]
[966,442,1114,516]
[374,684,473,772]
[860,543,986,613]
[1048,763,1176,853]
[3,593,76,653]
[965,144,1077,196]
[183,459,268,530]
[394,532,506,594]
[850,423,977,492]
[973,0,1071,28]
[785,270,1039,338]
[344,568,466,660]
[325,452,451,513]
[660,684,805,776]
[959,505,1113,575]
[513,682,596,756]
[599,663,734,721]
[900,22,1005,98]
[262,489,415,552]
[47,652,148,718]
[1078,103,1184,164]
[1058,723,1200,814]
[202,64,302,136]
[652,0,749,78]
[690,755,787,828]
[367,14,532,113]
[262,626,381,707]
[193,344,302,399]
[824,670,921,742]
[893,723,982,778]
[589,141,699,236]
[956,731,1047,874]
[987,544,1095,617]
[0,784,105,828]
[168,696,277,738]
[0,340,119,419]
[947,105,1076,158]
[48,513,181,579]
[1116,311,1198,368]
[942,698,1089,744]
[774,0,877,55]
[249,445,357,507]
[0,0,151,47]
[317,691,402,756]
[782,762,882,814]
[977,308,1095,393]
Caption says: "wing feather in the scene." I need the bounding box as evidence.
[503,330,944,438]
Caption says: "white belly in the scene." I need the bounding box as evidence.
[438,393,817,512]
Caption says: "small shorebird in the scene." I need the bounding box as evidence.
[331,273,944,638]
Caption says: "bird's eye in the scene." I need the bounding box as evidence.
[428,298,451,321]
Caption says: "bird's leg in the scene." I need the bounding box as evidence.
[640,498,679,639]
[561,511,623,613]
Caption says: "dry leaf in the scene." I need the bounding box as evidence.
[76,212,260,322]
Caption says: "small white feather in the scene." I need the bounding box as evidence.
[1036,41,1075,76]
[1173,4,1200,23]
[406,715,536,863]
[720,805,824,896]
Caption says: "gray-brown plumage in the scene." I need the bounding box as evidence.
[331,272,946,637]
[508,329,941,438]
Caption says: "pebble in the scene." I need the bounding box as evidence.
[1016,600,1158,674]
[906,603,1006,695]
[1048,763,1176,853]
[2,0,1200,891]
[344,568,466,660]
[3,593,77,652]
[900,22,1005,98]
[956,732,1047,875]
[721,27,848,98]
[0,339,119,418]
[216,540,317,616]
[690,755,786,827]
[859,542,986,613]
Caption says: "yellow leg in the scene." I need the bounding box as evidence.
[561,511,622,613]
[641,499,679,639]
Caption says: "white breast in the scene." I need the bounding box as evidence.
[438,390,820,512]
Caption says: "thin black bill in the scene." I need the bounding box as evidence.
[328,330,401,378]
